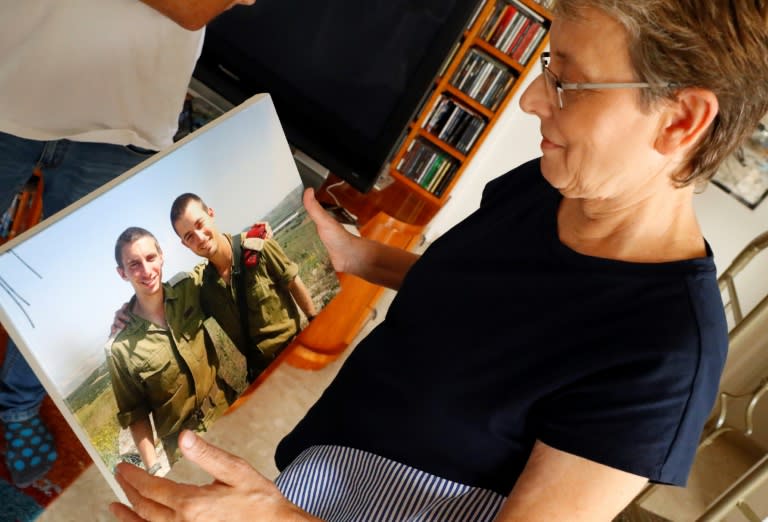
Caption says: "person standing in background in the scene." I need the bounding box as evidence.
[0,0,255,488]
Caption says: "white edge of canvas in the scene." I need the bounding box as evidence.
[0,92,286,505]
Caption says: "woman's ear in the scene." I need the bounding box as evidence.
[655,88,719,155]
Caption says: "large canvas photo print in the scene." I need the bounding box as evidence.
[0,94,339,500]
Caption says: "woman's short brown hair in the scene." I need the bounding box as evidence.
[554,0,768,186]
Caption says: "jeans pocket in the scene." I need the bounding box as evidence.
[123,144,156,157]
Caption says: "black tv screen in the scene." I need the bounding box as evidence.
[195,0,481,192]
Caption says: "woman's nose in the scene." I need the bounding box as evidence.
[519,73,553,118]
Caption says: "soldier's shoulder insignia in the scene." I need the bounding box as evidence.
[243,237,266,252]
[168,271,190,286]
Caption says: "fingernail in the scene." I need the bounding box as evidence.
[180,430,195,449]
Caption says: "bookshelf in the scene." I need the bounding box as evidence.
[385,0,550,212]
[290,0,552,369]
[315,0,551,228]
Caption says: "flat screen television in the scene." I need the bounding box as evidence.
[194,0,482,193]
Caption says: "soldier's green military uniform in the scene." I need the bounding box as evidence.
[193,233,301,371]
[107,275,236,464]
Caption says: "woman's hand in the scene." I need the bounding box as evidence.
[303,188,361,274]
[303,188,420,290]
[110,430,321,522]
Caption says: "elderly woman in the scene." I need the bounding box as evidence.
[111,1,768,521]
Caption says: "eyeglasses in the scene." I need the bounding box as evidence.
[540,51,672,109]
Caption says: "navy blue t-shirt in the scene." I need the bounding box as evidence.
[276,158,728,495]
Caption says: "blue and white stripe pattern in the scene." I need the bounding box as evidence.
[275,445,505,521]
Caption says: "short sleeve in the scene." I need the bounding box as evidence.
[532,347,719,486]
[260,239,299,286]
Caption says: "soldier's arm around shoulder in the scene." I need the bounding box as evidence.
[187,261,208,288]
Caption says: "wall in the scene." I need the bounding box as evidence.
[697,181,768,451]
[424,67,540,242]
[694,184,768,316]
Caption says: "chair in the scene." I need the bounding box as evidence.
[625,231,768,521]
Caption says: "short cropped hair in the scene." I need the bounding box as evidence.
[114,227,161,268]
[554,0,768,186]
[170,193,208,233]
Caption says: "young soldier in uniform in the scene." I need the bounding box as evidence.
[170,193,317,377]
[107,227,237,474]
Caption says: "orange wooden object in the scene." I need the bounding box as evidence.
[316,174,441,229]
[4,167,44,243]
[284,211,424,370]
[0,173,42,383]
[25,168,45,231]
[385,0,551,204]
[7,190,31,241]
[0,169,43,360]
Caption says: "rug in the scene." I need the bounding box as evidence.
[0,329,93,522]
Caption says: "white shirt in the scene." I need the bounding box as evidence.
[0,0,204,150]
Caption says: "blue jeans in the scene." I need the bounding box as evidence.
[0,131,155,423]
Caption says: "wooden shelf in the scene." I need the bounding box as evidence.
[442,83,498,118]
[316,0,552,220]
[417,128,468,162]
[302,0,552,369]
[473,38,526,72]
[519,0,552,19]
[389,169,444,206]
